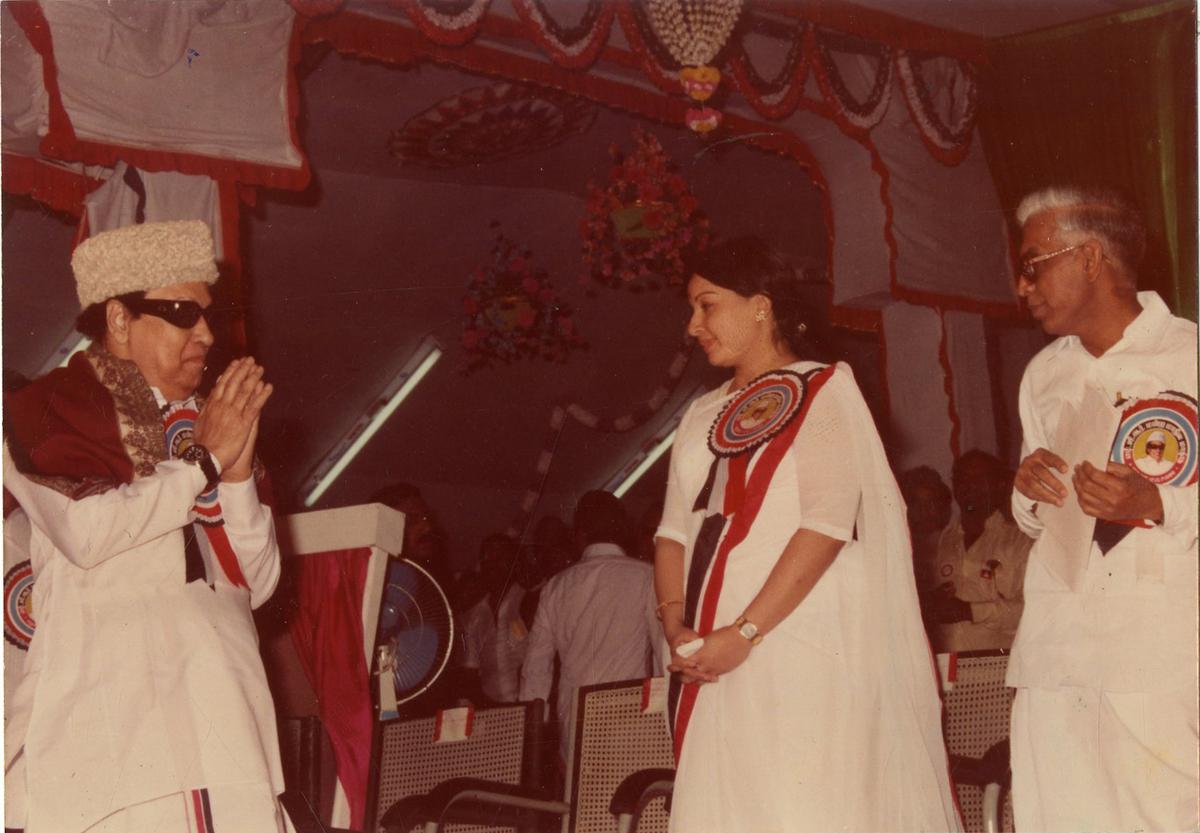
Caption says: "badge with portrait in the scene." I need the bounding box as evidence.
[1108,392,1198,491]
[1085,391,1200,553]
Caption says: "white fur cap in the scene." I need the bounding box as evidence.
[72,220,219,308]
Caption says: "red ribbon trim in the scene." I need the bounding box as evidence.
[673,365,836,761]
[937,309,963,460]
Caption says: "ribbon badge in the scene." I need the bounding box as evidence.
[4,560,36,650]
[1110,392,1198,487]
[709,370,808,458]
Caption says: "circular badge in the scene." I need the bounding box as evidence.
[1109,392,1198,487]
[4,560,36,650]
[709,370,808,458]
[163,406,199,460]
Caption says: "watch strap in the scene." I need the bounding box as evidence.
[182,444,220,490]
[734,615,764,646]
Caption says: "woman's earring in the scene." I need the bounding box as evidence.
[754,309,767,323]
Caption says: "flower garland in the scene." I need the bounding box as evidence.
[510,0,613,69]
[896,50,978,165]
[461,223,585,371]
[811,29,893,134]
[397,0,491,47]
[643,0,742,68]
[581,128,710,289]
[726,16,810,121]
[616,0,691,92]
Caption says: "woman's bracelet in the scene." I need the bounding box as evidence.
[655,599,684,621]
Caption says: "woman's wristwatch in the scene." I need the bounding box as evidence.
[733,615,763,646]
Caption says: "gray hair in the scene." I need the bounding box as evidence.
[1016,186,1147,278]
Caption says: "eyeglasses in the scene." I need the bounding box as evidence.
[1018,244,1081,283]
[124,298,226,329]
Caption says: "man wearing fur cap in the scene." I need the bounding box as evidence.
[3,220,289,832]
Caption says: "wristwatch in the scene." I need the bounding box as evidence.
[733,615,763,646]
[181,443,220,490]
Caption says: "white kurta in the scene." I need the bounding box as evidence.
[2,443,285,833]
[1007,292,1199,831]
[656,361,959,833]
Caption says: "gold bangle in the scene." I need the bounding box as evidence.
[655,599,684,621]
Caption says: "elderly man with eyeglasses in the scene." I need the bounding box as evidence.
[1007,187,1198,832]
[3,221,290,832]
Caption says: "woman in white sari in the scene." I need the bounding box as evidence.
[654,237,960,833]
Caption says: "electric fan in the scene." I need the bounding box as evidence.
[373,557,454,719]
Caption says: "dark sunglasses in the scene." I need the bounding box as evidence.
[125,298,231,329]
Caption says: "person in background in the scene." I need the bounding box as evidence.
[371,482,446,575]
[1008,185,1197,831]
[922,450,1031,652]
[520,491,659,761]
[898,465,954,591]
[460,534,528,704]
[3,220,286,832]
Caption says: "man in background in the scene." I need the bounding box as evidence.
[520,491,659,760]
[922,450,1031,652]
[460,534,528,704]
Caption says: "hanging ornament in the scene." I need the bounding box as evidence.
[643,0,743,67]
[643,0,744,135]
[581,128,710,289]
[684,107,722,134]
[679,65,721,101]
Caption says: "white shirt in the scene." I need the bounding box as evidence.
[461,584,527,703]
[1008,291,1198,692]
[933,510,1032,652]
[518,543,658,743]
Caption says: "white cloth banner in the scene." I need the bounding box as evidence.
[40,0,302,169]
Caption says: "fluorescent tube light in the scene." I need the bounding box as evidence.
[303,337,442,508]
[613,429,677,498]
[608,384,705,498]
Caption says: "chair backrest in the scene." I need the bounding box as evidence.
[562,679,675,833]
[941,651,1015,833]
[367,701,539,833]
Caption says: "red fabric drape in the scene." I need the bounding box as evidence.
[289,547,374,830]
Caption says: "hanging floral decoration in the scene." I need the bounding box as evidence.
[896,51,978,165]
[726,16,810,120]
[639,0,744,134]
[461,223,585,371]
[396,0,491,47]
[581,128,710,289]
